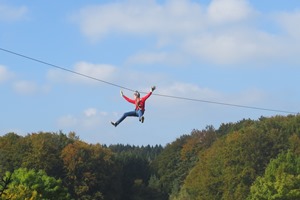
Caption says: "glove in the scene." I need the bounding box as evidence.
[120,90,124,97]
[151,86,156,92]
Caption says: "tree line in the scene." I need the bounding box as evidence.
[1,114,300,199]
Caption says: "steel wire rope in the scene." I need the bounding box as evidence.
[0,47,298,115]
[0,47,134,92]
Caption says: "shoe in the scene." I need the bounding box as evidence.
[111,121,117,127]
[140,116,144,123]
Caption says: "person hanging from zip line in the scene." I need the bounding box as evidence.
[111,86,156,127]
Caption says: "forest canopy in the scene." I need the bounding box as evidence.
[1,114,300,200]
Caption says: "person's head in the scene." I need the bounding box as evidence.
[134,91,140,98]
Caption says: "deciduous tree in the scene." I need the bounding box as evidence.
[248,150,300,199]
[1,168,70,200]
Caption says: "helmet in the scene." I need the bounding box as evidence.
[134,91,140,97]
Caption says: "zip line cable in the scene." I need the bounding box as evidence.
[153,93,297,114]
[0,47,135,92]
[0,47,298,115]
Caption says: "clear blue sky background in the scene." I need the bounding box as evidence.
[1,0,299,146]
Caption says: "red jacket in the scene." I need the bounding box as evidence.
[123,92,152,111]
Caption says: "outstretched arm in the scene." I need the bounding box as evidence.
[120,90,135,104]
[142,86,156,100]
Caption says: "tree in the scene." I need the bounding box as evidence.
[1,168,70,200]
[180,127,217,162]
[118,155,151,200]
[0,133,25,175]
[181,115,300,200]
[220,127,274,200]
[182,139,225,200]
[289,134,300,155]
[247,150,300,200]
[0,173,12,198]
[109,144,164,199]
[151,135,190,195]
[61,140,121,200]
[21,132,72,178]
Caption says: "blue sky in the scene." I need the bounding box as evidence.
[0,0,299,146]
